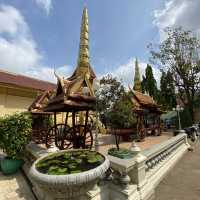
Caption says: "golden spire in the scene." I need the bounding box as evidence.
[76,7,90,76]
[133,58,142,92]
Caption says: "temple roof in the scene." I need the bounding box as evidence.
[133,90,157,107]
[29,90,53,114]
[0,70,56,91]
[130,89,163,114]
[44,8,96,113]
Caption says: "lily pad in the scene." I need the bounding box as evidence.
[68,163,77,169]
[36,150,105,175]
[87,158,99,164]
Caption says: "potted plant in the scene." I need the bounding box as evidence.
[0,112,32,175]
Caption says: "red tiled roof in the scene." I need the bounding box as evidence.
[0,70,56,91]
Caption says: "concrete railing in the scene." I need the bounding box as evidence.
[23,134,189,200]
[143,133,189,187]
[108,133,189,200]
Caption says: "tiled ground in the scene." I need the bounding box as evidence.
[0,171,35,200]
[154,140,200,200]
[97,131,173,155]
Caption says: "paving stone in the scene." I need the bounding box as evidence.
[0,171,35,200]
[98,131,173,155]
[154,139,200,200]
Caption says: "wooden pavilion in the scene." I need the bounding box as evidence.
[131,59,163,141]
[28,90,54,143]
[130,89,163,141]
[43,8,96,150]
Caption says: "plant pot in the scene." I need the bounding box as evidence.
[1,158,24,175]
[29,150,110,200]
[108,148,134,159]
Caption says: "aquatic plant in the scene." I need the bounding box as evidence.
[36,150,105,175]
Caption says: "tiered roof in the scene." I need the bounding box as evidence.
[130,89,163,114]
[44,8,96,113]
[29,90,53,114]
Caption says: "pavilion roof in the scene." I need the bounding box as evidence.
[29,90,54,114]
[130,90,163,114]
[43,74,96,112]
[44,8,96,113]
[133,90,158,107]
[69,64,96,80]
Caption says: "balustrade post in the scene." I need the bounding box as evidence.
[130,153,147,189]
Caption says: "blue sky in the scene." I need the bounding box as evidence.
[0,0,199,86]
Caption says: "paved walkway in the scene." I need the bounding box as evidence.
[154,140,200,200]
[98,132,173,155]
[0,171,35,200]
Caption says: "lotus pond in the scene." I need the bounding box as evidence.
[36,150,105,175]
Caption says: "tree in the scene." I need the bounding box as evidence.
[160,70,176,110]
[95,74,125,127]
[149,27,200,122]
[144,64,158,99]
[141,75,146,93]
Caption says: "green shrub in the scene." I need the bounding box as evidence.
[108,95,136,129]
[0,112,32,159]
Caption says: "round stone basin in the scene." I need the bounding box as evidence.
[29,150,110,199]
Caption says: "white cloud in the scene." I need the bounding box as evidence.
[0,5,42,73]
[0,5,28,36]
[0,4,70,84]
[25,65,73,83]
[153,0,200,40]
[100,58,161,88]
[35,0,52,15]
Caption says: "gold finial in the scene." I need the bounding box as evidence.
[76,7,90,76]
[133,58,142,92]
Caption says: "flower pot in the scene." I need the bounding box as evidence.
[1,158,24,175]
[108,148,134,159]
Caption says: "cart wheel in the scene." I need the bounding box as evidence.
[62,129,73,149]
[55,124,71,149]
[84,126,93,149]
[46,126,56,148]
[68,125,93,149]
[46,124,71,149]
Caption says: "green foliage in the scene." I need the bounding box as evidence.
[142,64,159,102]
[141,75,146,93]
[108,148,134,159]
[108,94,136,129]
[159,70,177,110]
[179,107,193,128]
[36,150,105,175]
[149,27,200,122]
[144,64,158,99]
[0,112,32,159]
[96,75,136,128]
[95,74,126,127]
